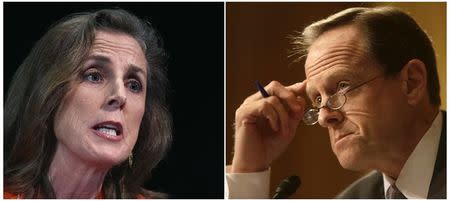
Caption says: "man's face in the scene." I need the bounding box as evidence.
[304,25,409,171]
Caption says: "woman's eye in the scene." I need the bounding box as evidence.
[84,71,103,83]
[127,80,143,93]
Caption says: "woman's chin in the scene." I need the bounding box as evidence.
[84,152,129,168]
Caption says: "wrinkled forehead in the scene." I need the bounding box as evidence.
[90,31,148,72]
[304,25,369,80]
[92,31,145,56]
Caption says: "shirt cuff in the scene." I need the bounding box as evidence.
[226,168,270,199]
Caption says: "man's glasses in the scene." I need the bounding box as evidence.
[303,74,383,125]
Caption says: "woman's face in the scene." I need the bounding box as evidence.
[54,31,148,167]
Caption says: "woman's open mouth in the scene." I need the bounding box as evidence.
[92,121,124,141]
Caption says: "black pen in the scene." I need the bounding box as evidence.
[255,80,270,98]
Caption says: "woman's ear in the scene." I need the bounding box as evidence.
[399,59,427,106]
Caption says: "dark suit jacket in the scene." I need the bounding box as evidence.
[336,112,446,199]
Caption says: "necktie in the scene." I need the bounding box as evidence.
[386,184,406,199]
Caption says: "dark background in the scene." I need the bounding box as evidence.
[4,2,224,198]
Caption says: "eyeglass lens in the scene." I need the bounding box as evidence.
[303,108,319,125]
[302,93,347,125]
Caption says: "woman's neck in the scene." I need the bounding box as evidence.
[47,143,109,198]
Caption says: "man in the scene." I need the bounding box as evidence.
[227,7,445,199]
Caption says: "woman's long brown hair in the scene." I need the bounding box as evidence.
[4,8,172,198]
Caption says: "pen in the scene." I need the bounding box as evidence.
[255,80,270,98]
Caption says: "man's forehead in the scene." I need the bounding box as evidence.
[304,25,368,79]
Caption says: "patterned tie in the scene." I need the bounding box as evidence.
[386,184,407,199]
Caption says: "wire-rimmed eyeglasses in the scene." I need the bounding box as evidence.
[303,74,384,125]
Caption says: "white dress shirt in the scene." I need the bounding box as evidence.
[382,111,443,199]
[226,111,443,199]
[226,168,270,198]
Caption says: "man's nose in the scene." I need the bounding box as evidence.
[317,107,344,128]
[104,80,127,110]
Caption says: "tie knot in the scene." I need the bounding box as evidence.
[386,184,406,199]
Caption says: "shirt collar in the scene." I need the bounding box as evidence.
[382,111,443,199]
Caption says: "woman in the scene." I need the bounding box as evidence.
[4,8,172,198]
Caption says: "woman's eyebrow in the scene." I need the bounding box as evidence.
[128,65,146,77]
[86,55,111,64]
[86,54,147,76]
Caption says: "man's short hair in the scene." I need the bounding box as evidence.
[293,7,440,106]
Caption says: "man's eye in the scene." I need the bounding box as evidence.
[337,81,350,91]
[314,96,322,106]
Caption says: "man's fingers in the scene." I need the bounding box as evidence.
[286,80,307,95]
[265,81,305,117]
[245,80,307,102]
[237,100,280,132]
[243,80,307,122]
[258,100,280,132]
[264,96,289,135]
[243,90,266,103]
[238,96,292,134]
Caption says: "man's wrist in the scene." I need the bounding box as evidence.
[230,159,269,173]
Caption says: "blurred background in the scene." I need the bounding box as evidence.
[226,2,446,198]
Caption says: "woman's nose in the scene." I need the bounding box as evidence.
[104,80,127,110]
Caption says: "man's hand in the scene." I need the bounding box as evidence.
[231,80,307,173]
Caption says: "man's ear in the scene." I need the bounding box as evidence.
[399,59,427,106]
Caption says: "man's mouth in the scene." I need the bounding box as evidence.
[333,127,356,143]
[336,132,353,142]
